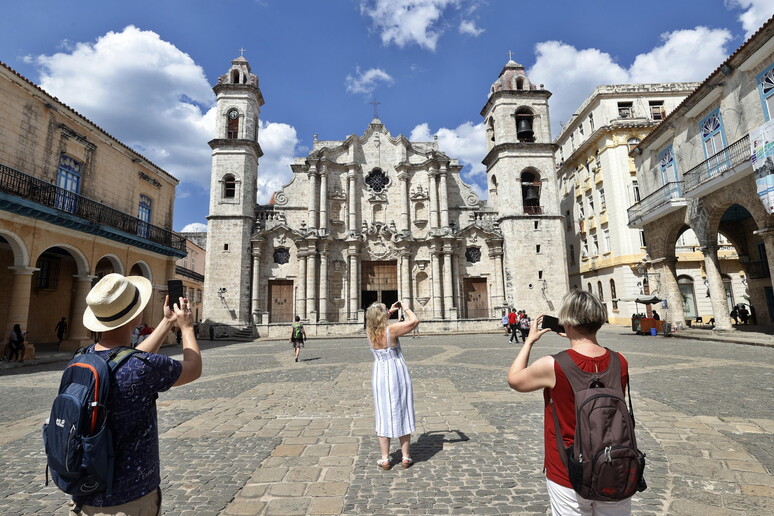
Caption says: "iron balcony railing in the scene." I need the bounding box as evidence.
[627,181,684,226]
[0,163,185,251]
[684,135,751,192]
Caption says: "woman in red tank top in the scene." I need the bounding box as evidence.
[507,290,632,516]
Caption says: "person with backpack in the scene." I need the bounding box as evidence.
[507,290,644,515]
[44,273,202,515]
[290,315,306,362]
[518,310,531,342]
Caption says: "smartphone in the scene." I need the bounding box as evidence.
[395,302,402,309]
[541,315,565,333]
[167,280,184,310]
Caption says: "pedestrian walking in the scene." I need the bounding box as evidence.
[518,311,531,342]
[289,316,306,362]
[501,312,509,335]
[507,290,638,515]
[63,273,202,515]
[366,301,419,470]
[5,324,26,362]
[508,308,519,343]
[55,317,68,345]
[738,305,749,325]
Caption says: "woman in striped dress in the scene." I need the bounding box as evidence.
[366,301,420,470]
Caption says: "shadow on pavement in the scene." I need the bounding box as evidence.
[401,430,470,464]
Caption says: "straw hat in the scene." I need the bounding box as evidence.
[83,274,152,332]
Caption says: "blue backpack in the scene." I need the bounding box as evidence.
[42,346,145,496]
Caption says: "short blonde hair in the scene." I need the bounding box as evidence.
[365,302,388,341]
[558,290,607,334]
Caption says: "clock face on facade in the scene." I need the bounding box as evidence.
[228,110,239,119]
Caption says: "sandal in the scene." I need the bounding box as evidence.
[401,457,414,469]
[377,458,392,470]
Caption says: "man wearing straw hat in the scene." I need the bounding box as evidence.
[69,273,202,515]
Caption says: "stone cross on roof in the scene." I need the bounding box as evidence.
[239,48,247,57]
[369,99,381,119]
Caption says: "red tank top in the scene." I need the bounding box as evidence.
[543,348,629,488]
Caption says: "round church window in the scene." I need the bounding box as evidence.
[365,168,390,192]
[465,247,481,263]
[273,247,290,264]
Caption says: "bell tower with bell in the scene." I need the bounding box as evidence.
[481,56,568,312]
[203,54,264,334]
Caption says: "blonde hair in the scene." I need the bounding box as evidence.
[558,290,607,334]
[365,302,388,342]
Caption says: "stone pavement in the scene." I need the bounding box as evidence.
[1,327,773,515]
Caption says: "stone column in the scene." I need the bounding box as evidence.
[348,250,358,321]
[756,230,774,291]
[439,165,450,229]
[431,245,442,318]
[308,164,319,229]
[702,245,732,331]
[319,246,329,322]
[319,164,328,233]
[650,257,684,329]
[298,254,308,319]
[6,266,36,356]
[428,166,439,229]
[307,245,318,322]
[491,247,505,312]
[400,250,411,305]
[442,244,455,318]
[69,274,96,349]
[251,242,262,324]
[398,170,410,232]
[348,167,358,233]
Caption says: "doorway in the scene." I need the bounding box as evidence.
[361,261,399,318]
[463,277,488,318]
[268,280,294,323]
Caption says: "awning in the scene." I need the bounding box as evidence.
[616,296,662,304]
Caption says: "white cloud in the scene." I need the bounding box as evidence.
[527,27,733,137]
[345,67,395,95]
[459,20,484,37]
[180,222,208,233]
[726,0,774,37]
[31,26,303,206]
[360,0,486,51]
[34,26,215,187]
[257,120,301,204]
[410,121,487,197]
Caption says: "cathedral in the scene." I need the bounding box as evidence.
[202,56,568,337]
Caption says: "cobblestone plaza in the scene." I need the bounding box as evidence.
[1,329,773,515]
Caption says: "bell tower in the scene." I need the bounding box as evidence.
[481,58,568,312]
[203,55,264,333]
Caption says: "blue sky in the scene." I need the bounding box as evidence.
[2,0,772,232]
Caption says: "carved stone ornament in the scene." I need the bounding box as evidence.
[410,184,429,200]
[366,235,396,260]
[273,191,288,205]
[328,184,347,200]
[368,191,388,203]
[466,192,480,206]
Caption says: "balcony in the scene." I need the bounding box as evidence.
[627,181,687,228]
[0,163,185,254]
[683,135,752,197]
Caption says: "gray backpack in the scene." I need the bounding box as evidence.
[550,350,646,501]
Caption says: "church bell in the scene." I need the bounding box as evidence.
[525,184,540,201]
[516,116,534,141]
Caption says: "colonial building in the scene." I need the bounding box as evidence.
[203,57,568,337]
[629,16,774,329]
[0,61,186,354]
[175,236,205,323]
[553,83,737,325]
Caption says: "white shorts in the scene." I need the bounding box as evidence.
[546,478,631,516]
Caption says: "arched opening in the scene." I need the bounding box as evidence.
[597,281,604,301]
[490,174,498,198]
[516,77,524,90]
[416,271,430,317]
[515,107,535,142]
[521,169,542,215]
[678,275,698,321]
[414,202,427,223]
[487,117,495,142]
[610,279,618,311]
[231,70,240,84]
[372,203,385,224]
[223,174,237,199]
[29,246,87,347]
[226,109,240,139]
[95,255,123,280]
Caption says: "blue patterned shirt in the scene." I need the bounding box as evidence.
[72,347,182,507]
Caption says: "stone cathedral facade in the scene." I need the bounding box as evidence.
[203,56,568,337]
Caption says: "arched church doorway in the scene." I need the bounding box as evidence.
[361,261,399,318]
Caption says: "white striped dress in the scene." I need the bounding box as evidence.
[370,327,416,438]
